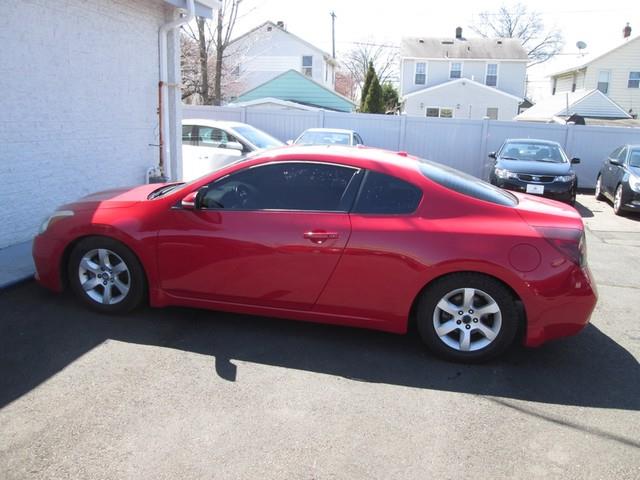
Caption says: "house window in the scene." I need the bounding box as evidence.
[486,107,499,120]
[450,62,462,79]
[415,62,426,85]
[629,72,640,89]
[597,70,610,94]
[231,64,240,78]
[426,107,453,118]
[486,63,498,86]
[302,56,313,77]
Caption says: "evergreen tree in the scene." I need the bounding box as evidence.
[381,82,399,113]
[359,62,375,111]
[362,70,385,114]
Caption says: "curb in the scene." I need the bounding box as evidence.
[0,274,35,292]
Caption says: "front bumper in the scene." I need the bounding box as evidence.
[620,184,640,211]
[32,234,66,292]
[494,177,576,202]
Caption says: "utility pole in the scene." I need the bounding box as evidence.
[330,11,336,59]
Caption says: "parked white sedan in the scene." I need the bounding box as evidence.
[293,128,365,147]
[182,119,284,181]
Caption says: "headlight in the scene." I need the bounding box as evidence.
[495,168,518,179]
[555,173,576,182]
[629,174,640,193]
[39,210,74,234]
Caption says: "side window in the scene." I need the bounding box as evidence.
[182,125,195,145]
[201,162,358,211]
[353,171,422,214]
[197,126,231,147]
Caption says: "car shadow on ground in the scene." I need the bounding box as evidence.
[1,283,639,414]
[573,199,595,218]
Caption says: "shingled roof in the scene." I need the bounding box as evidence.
[401,37,528,60]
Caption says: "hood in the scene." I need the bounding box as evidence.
[63,183,170,210]
[496,159,572,175]
[629,166,640,177]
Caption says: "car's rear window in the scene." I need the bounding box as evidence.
[418,159,518,207]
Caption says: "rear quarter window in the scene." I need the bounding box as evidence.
[353,171,423,214]
[419,159,517,207]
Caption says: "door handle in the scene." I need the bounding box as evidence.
[303,231,339,243]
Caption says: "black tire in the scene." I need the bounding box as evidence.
[594,175,604,201]
[68,236,146,313]
[416,273,520,363]
[613,184,625,216]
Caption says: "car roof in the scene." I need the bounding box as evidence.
[182,118,250,129]
[301,128,356,134]
[503,138,562,147]
[255,145,420,171]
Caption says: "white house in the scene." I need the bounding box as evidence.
[399,27,529,120]
[0,0,218,249]
[549,29,640,118]
[225,21,337,99]
[515,89,632,123]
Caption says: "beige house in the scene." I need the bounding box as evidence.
[549,34,640,118]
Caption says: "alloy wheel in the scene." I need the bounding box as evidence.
[614,186,622,213]
[78,248,131,305]
[432,287,502,352]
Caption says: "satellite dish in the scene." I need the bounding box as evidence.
[576,41,587,50]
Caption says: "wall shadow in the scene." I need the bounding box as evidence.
[1,283,638,412]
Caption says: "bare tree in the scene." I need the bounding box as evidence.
[340,41,398,102]
[470,3,563,66]
[181,0,244,105]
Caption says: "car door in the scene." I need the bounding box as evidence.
[605,147,626,194]
[182,125,245,181]
[314,170,424,323]
[157,161,361,310]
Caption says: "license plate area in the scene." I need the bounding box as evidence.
[526,184,545,195]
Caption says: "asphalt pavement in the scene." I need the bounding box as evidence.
[0,194,638,479]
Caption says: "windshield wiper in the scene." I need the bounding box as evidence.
[500,156,519,161]
[148,183,184,199]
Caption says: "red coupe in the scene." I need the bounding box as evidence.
[33,146,597,362]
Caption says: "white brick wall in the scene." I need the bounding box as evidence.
[0,0,172,248]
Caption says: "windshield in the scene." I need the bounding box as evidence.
[296,131,351,146]
[630,149,640,168]
[499,142,567,163]
[419,158,518,207]
[232,125,283,150]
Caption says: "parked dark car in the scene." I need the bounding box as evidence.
[488,139,580,204]
[595,144,640,215]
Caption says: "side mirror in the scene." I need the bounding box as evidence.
[488,152,497,159]
[571,157,581,164]
[181,191,198,210]
[225,141,244,152]
[609,157,621,166]
[286,140,294,145]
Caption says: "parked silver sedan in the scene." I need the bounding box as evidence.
[292,128,365,146]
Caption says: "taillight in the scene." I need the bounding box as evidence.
[534,227,586,267]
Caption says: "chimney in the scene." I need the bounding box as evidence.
[623,23,632,39]
[276,20,286,30]
[455,26,463,39]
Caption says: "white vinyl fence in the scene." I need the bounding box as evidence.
[184,105,640,188]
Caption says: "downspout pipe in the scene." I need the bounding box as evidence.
[158,0,195,181]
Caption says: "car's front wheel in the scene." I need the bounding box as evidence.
[68,237,146,313]
[595,175,604,201]
[416,273,520,363]
[613,184,625,216]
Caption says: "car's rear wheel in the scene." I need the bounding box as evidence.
[595,175,604,200]
[613,184,624,216]
[68,237,146,313]
[416,273,520,363]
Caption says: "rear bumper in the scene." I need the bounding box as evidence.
[32,234,66,292]
[524,265,597,347]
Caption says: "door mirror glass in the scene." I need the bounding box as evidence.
[571,157,580,164]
